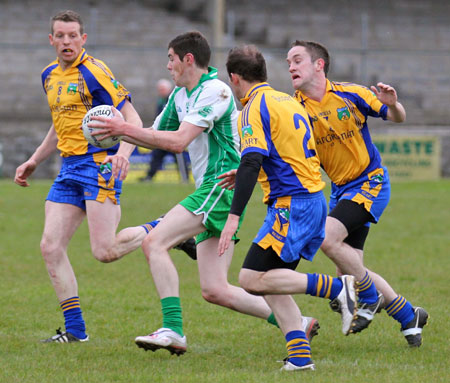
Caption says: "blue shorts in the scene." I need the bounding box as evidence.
[47,152,122,210]
[329,166,390,227]
[253,191,327,263]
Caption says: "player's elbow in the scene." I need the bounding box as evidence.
[171,144,185,154]
[392,113,406,123]
[388,104,406,123]
[169,142,187,154]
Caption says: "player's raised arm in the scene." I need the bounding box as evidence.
[370,82,406,123]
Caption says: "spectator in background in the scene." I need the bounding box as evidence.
[140,78,190,182]
[155,78,173,115]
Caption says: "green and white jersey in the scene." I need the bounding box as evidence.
[152,67,240,188]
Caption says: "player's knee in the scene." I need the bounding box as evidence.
[239,270,264,295]
[201,285,226,305]
[40,238,66,279]
[91,247,115,263]
[90,237,120,263]
[141,233,165,263]
[40,237,61,261]
[141,235,152,262]
[40,238,51,258]
[94,253,114,263]
[320,236,338,257]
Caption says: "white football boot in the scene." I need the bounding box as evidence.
[135,328,187,356]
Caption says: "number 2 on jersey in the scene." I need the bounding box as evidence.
[293,113,316,159]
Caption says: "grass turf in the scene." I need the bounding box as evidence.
[0,179,449,382]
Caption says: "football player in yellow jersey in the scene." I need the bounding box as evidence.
[287,40,427,347]
[219,45,360,372]
[13,10,194,344]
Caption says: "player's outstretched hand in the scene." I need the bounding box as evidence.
[217,169,237,190]
[370,82,398,107]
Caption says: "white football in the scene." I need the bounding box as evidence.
[82,105,124,149]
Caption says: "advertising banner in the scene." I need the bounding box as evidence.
[372,135,441,181]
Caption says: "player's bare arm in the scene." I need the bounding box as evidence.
[104,100,141,180]
[90,115,203,153]
[370,82,406,123]
[134,121,204,153]
[14,125,58,187]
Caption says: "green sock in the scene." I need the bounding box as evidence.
[267,312,279,328]
[161,296,183,337]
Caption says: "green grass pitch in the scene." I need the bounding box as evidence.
[0,179,449,382]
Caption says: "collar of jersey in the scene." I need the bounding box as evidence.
[185,66,218,97]
[295,78,334,104]
[56,48,88,70]
[240,82,271,106]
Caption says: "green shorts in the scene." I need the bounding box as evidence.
[179,181,245,244]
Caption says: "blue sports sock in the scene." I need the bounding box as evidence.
[285,330,312,367]
[385,295,415,327]
[142,215,166,234]
[61,296,87,340]
[306,273,343,300]
[141,219,160,234]
[357,271,378,304]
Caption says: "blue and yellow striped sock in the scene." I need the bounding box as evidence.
[385,295,415,327]
[61,296,86,340]
[306,273,343,300]
[161,296,184,337]
[357,271,378,304]
[141,219,160,234]
[285,330,312,367]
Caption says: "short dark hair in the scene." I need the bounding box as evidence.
[226,45,267,83]
[291,40,330,76]
[50,10,84,35]
[168,31,211,69]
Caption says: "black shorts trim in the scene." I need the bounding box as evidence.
[343,225,370,250]
[242,243,300,272]
[329,199,372,250]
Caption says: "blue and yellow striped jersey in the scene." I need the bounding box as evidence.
[239,83,324,204]
[294,79,388,185]
[41,49,131,157]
